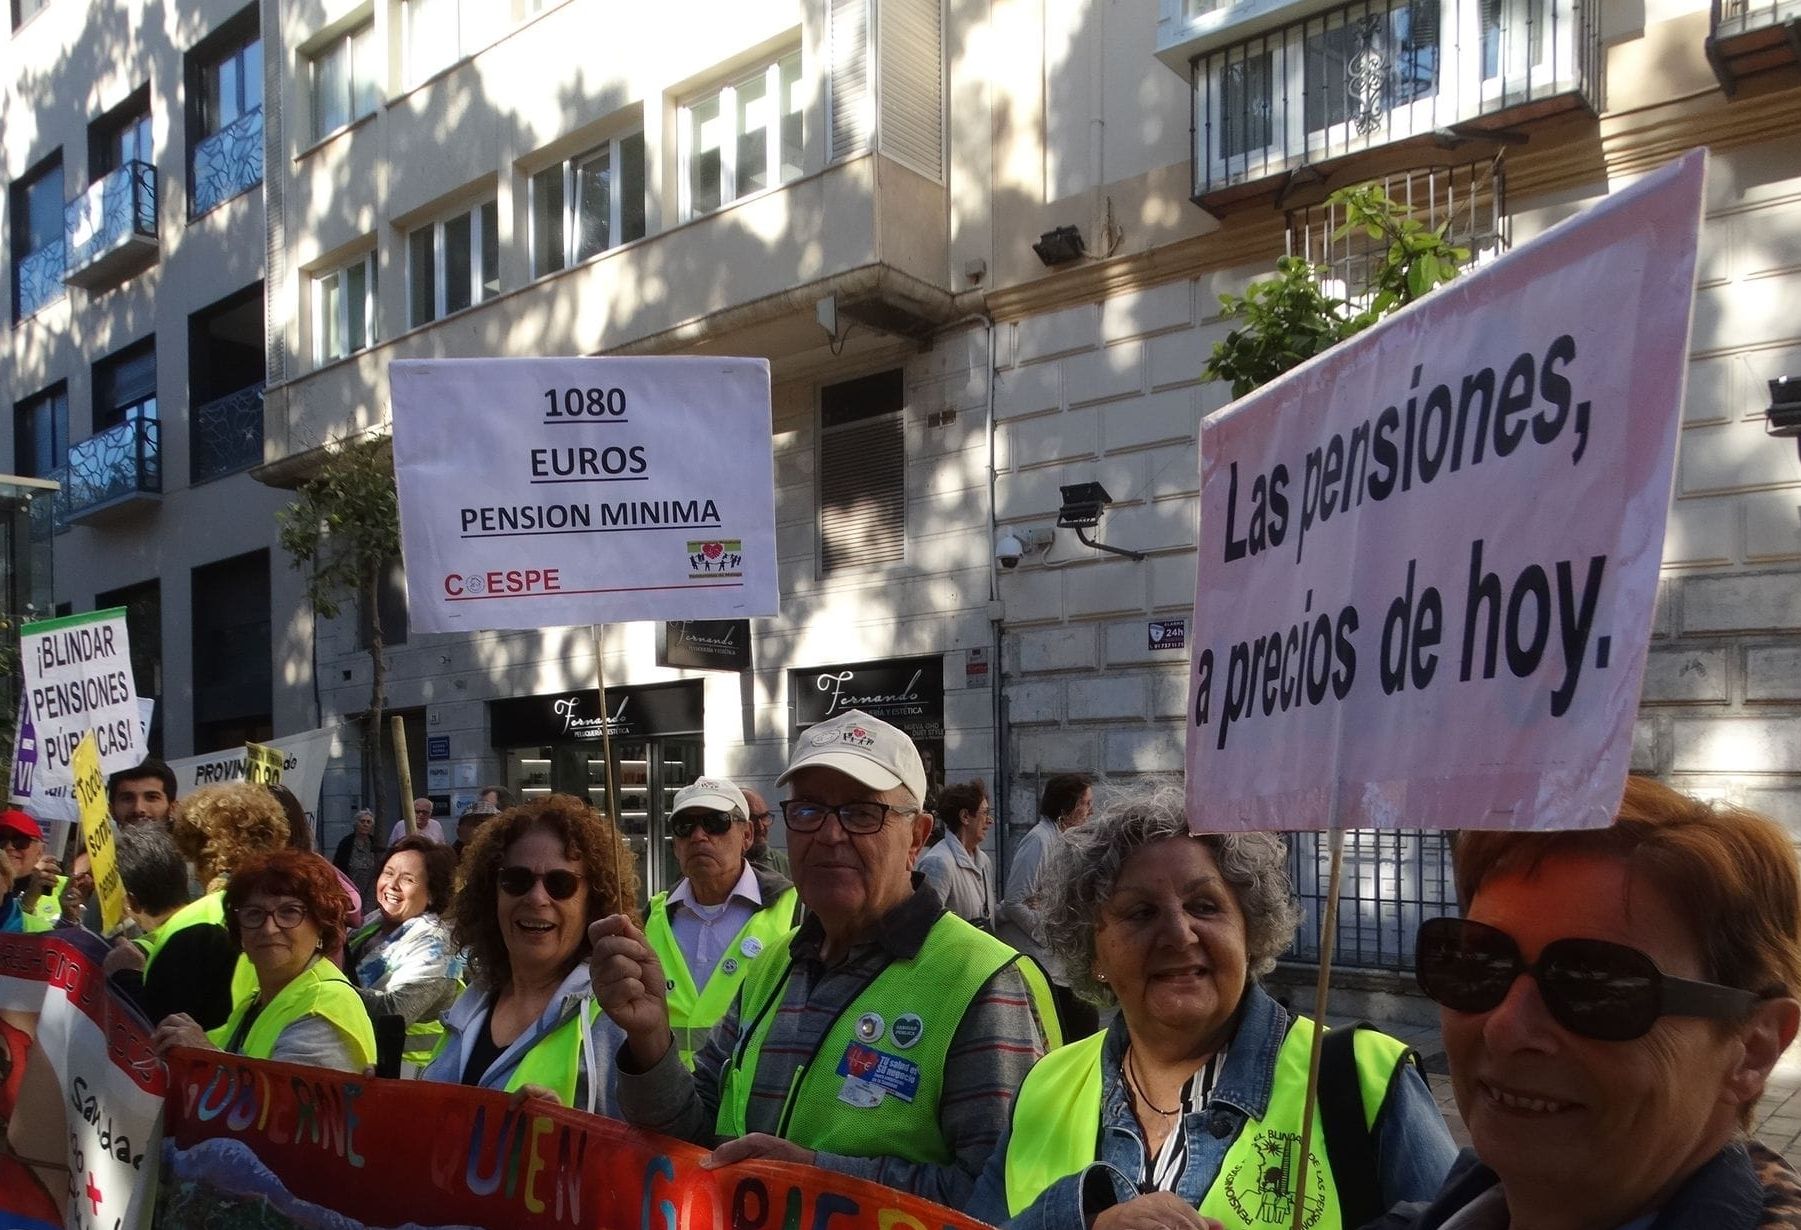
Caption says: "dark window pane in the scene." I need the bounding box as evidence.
[575,150,610,261]
[620,132,646,243]
[444,212,472,314]
[533,164,565,275]
[480,200,498,299]
[409,225,436,325]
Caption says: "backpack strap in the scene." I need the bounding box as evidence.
[1318,1020,1410,1230]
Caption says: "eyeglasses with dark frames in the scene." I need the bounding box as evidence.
[672,810,741,839]
[235,902,310,931]
[779,800,917,836]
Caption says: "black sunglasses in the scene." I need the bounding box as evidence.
[496,866,584,901]
[1416,916,1761,1042]
[672,810,740,839]
[1,833,35,852]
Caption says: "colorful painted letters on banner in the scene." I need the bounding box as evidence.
[1186,151,1706,833]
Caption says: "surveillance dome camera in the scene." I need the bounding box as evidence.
[995,532,1026,570]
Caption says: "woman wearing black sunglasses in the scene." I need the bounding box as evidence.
[420,794,635,1114]
[1376,775,1801,1230]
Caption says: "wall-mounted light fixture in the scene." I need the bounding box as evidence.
[1032,226,1086,267]
[1767,376,1801,437]
[1057,482,1145,562]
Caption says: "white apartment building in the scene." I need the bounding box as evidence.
[2,0,312,763]
[10,0,1793,958]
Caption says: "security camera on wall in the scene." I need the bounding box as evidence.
[995,528,1054,570]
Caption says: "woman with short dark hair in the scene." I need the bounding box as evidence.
[150,850,375,1073]
[349,836,462,1069]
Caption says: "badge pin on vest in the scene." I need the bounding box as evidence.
[741,936,764,958]
[855,1012,885,1043]
[891,1013,924,1049]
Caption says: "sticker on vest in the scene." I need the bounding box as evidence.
[1219,1128,1328,1229]
[854,1012,885,1043]
[835,1042,920,1103]
[890,1013,924,1049]
[741,936,764,958]
[836,1075,886,1108]
[666,978,677,991]
[721,957,740,976]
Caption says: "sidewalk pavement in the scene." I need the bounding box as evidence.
[1345,1011,1801,1165]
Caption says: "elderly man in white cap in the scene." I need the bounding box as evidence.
[645,776,798,1068]
[590,709,1060,1206]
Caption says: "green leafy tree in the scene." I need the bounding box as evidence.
[276,436,401,818]
[1205,183,1472,397]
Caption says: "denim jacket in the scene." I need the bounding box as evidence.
[964,983,1457,1230]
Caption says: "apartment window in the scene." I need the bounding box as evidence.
[95,579,163,755]
[818,370,905,575]
[14,384,68,479]
[403,0,470,85]
[91,91,153,177]
[359,555,409,649]
[315,251,377,361]
[93,339,158,433]
[407,199,498,326]
[310,20,380,141]
[201,30,262,139]
[681,52,804,219]
[530,133,646,276]
[11,0,50,29]
[11,153,66,318]
[191,549,273,753]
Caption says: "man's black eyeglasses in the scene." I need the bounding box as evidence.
[1,833,35,852]
[496,867,584,900]
[1415,916,1761,1042]
[780,800,917,836]
[672,810,741,839]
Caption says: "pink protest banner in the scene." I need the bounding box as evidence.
[162,1049,988,1230]
[1186,150,1705,833]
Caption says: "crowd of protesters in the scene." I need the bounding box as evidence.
[5,709,1800,1230]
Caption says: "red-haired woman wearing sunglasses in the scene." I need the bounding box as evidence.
[1381,775,1801,1230]
[420,794,636,1114]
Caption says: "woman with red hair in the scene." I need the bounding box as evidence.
[150,850,375,1073]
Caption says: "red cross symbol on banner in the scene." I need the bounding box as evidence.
[85,1172,102,1216]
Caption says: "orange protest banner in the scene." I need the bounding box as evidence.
[163,1049,990,1230]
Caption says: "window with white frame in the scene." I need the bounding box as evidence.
[402,0,510,86]
[314,251,378,362]
[310,20,380,141]
[681,52,804,220]
[530,133,647,277]
[406,199,498,326]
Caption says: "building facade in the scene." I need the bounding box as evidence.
[2,0,311,765]
[9,0,1796,947]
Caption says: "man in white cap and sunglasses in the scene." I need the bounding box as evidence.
[591,708,1060,1205]
[644,776,799,1068]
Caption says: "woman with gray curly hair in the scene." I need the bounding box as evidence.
[966,782,1454,1230]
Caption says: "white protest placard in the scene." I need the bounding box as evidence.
[390,357,778,633]
[1186,151,1705,833]
[167,726,336,824]
[18,608,143,795]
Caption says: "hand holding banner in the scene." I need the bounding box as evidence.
[1186,151,1706,834]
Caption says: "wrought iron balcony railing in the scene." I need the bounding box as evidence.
[191,384,265,484]
[190,108,264,218]
[1190,0,1600,200]
[62,409,161,525]
[1706,0,1800,93]
[14,239,67,320]
[65,161,158,289]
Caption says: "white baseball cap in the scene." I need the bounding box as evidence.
[777,709,927,804]
[670,777,749,820]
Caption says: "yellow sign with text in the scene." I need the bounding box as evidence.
[245,741,284,786]
[72,732,125,932]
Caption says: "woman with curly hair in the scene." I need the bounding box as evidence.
[420,794,635,1114]
[966,781,1455,1230]
[109,781,289,1029]
[151,850,375,1073]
